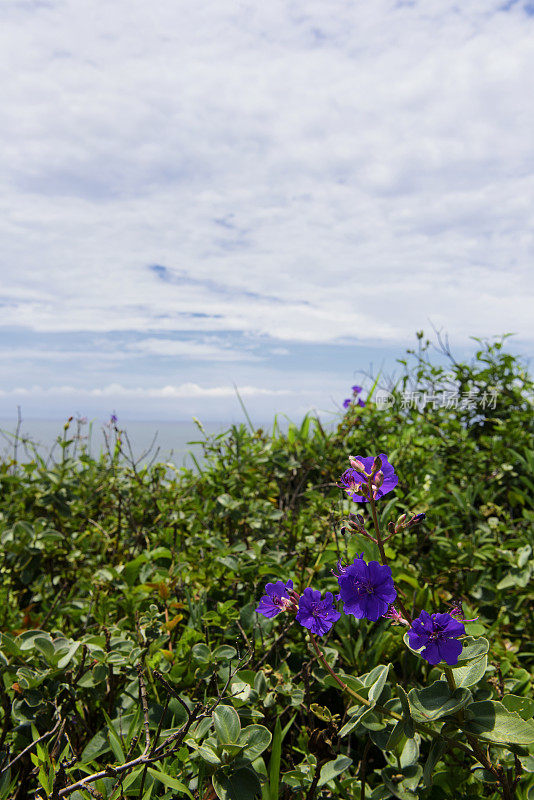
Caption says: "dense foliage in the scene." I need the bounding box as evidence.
[0,335,532,800]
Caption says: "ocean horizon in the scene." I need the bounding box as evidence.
[0,414,315,469]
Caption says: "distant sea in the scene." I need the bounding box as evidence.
[0,418,245,470]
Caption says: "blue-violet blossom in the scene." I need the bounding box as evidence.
[337,555,397,621]
[407,610,466,665]
[344,386,366,409]
[339,454,398,502]
[256,580,296,618]
[296,588,341,636]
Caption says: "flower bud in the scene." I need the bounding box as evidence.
[349,456,365,471]
[348,515,366,532]
[371,455,382,475]
[386,606,409,626]
[395,513,407,529]
[374,470,384,488]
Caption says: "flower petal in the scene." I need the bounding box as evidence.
[437,638,463,666]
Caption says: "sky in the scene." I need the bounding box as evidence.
[1,0,533,423]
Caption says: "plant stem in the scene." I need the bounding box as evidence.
[309,634,473,756]
[368,492,412,624]
[444,668,512,798]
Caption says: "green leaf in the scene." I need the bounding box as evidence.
[212,766,262,800]
[266,718,282,800]
[501,694,534,721]
[102,710,126,764]
[422,739,446,787]
[382,764,423,799]
[471,767,499,784]
[81,730,111,763]
[213,705,241,744]
[212,645,238,661]
[408,681,471,721]
[396,685,414,738]
[0,632,22,657]
[121,766,144,791]
[147,768,195,796]
[33,636,55,662]
[334,672,367,696]
[455,636,490,663]
[464,700,534,744]
[386,720,405,749]
[56,642,81,669]
[217,493,237,508]
[360,709,388,731]
[367,664,390,705]
[148,546,173,561]
[230,679,251,703]
[239,724,272,761]
[399,734,420,768]
[221,742,246,758]
[310,704,336,722]
[449,656,487,688]
[121,554,147,585]
[339,708,367,737]
[192,643,211,663]
[197,744,222,765]
[318,755,352,787]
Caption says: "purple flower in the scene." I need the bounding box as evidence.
[337,556,397,621]
[110,413,118,425]
[407,611,465,665]
[344,387,365,409]
[256,580,296,618]
[339,454,398,503]
[296,588,341,636]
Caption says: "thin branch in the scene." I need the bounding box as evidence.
[1,719,60,774]
[136,663,151,754]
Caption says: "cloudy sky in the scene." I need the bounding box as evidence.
[1,0,533,422]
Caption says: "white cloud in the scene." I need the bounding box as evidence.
[0,383,296,399]
[0,348,124,362]
[130,337,260,361]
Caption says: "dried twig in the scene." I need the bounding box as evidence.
[1,719,60,775]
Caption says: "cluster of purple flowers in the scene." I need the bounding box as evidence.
[343,385,366,409]
[255,452,467,665]
[256,552,398,635]
[256,581,340,636]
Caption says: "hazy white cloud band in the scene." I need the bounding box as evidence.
[0,383,294,399]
